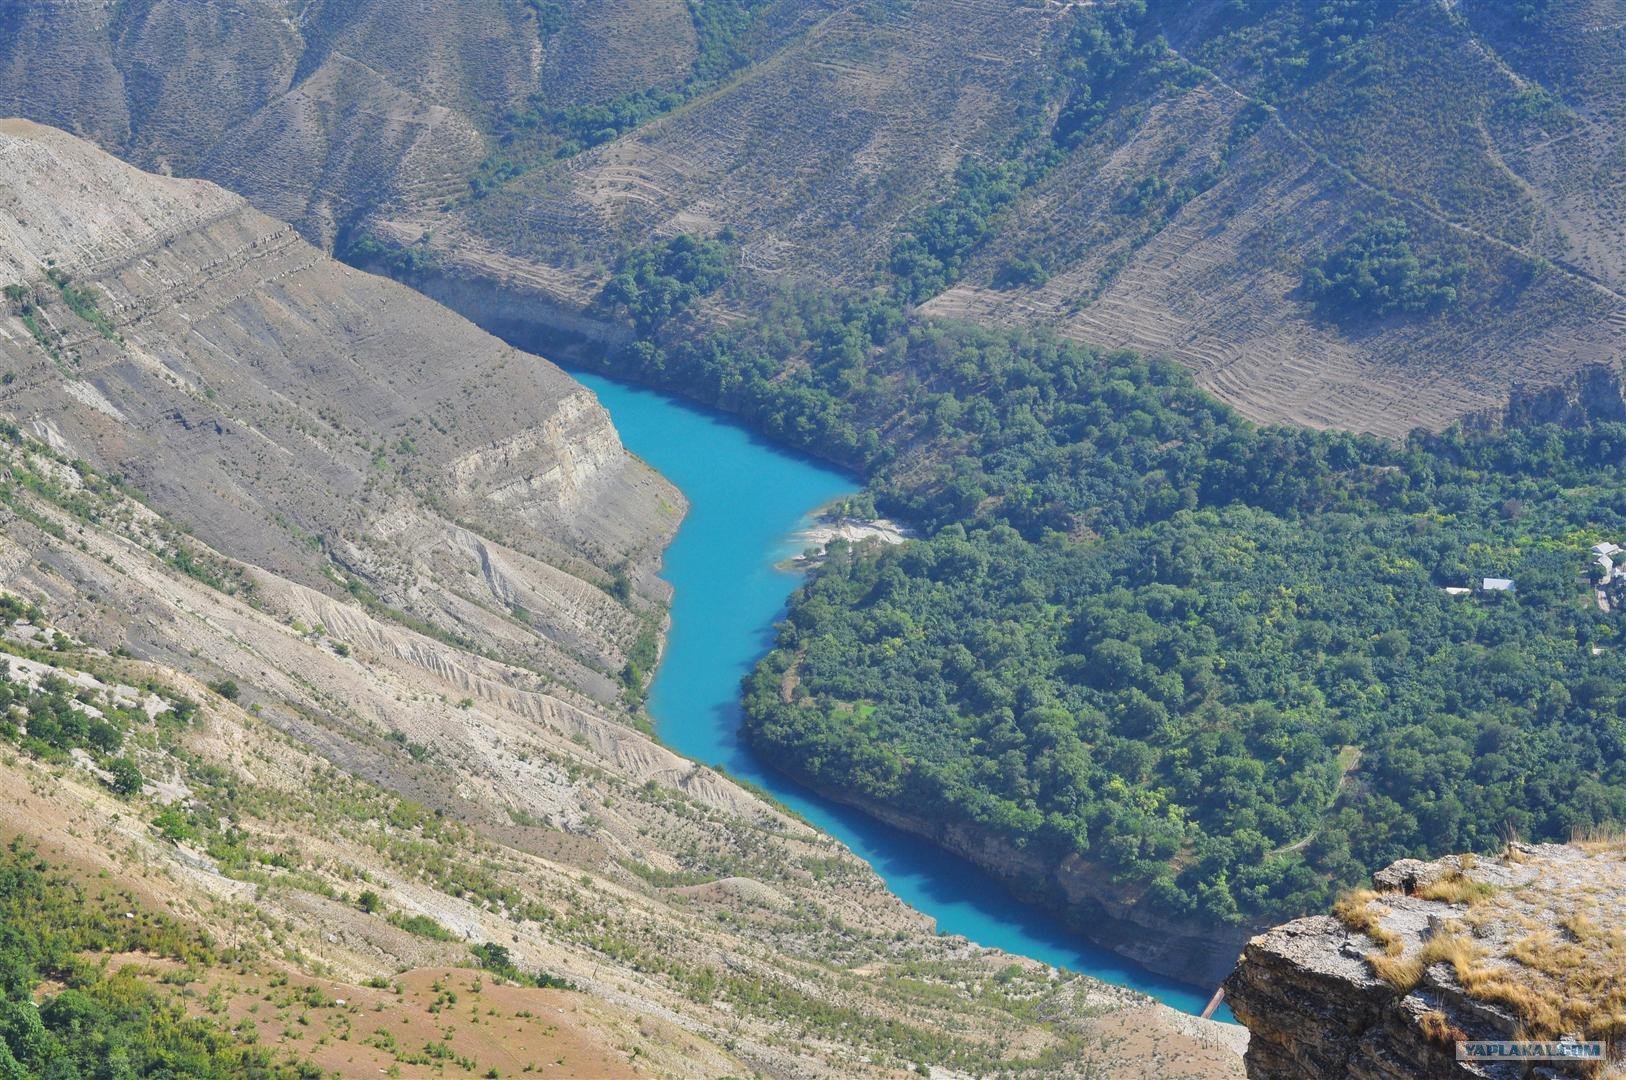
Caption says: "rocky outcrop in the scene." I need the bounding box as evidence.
[1226,845,1626,1079]
[1464,362,1626,432]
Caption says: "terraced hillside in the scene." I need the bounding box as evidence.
[0,119,1246,1077]
[366,0,1626,436]
[450,0,1054,286]
[4,0,1617,432]
[920,0,1626,434]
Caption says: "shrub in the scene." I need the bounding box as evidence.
[1303,217,1465,318]
[600,234,734,333]
[106,757,144,797]
[994,257,1049,289]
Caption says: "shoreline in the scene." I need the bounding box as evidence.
[780,509,914,569]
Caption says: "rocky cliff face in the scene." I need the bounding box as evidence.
[0,117,672,702]
[1226,844,1626,1079]
[1464,361,1626,432]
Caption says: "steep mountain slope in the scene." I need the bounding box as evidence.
[4,1,1617,433]
[0,0,692,244]
[921,0,1626,435]
[0,117,670,706]
[0,119,1246,1077]
[389,0,1621,435]
[447,0,1054,288]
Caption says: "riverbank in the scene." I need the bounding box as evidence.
[781,509,913,568]
[347,253,1242,1017]
[765,761,1263,988]
[568,367,1240,1019]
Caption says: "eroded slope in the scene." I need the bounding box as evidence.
[0,124,1245,1072]
[0,117,672,706]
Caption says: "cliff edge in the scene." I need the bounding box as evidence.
[0,117,674,704]
[1225,842,1626,1078]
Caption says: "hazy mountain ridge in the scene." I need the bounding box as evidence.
[5,1,1618,433]
[0,0,693,244]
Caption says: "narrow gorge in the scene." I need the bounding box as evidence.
[0,118,1242,1077]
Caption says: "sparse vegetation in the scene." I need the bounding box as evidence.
[47,267,117,339]
[1336,846,1626,1047]
[0,841,308,1076]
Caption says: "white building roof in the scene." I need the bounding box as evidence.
[1482,578,1515,592]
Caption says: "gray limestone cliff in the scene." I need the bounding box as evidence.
[0,117,676,704]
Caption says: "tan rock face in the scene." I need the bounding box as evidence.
[1226,844,1626,1079]
[0,118,673,699]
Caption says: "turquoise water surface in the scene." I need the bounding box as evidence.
[572,368,1231,1019]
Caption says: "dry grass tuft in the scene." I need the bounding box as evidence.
[1346,848,1626,1055]
[1450,909,1626,1042]
[1334,889,1400,952]
[1415,869,1498,906]
[1368,950,1424,992]
[1372,930,1483,995]
[1571,823,1626,855]
[1417,1008,1464,1047]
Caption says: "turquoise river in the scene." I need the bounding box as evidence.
[572,368,1233,1021]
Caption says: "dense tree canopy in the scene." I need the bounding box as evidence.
[1304,217,1466,318]
[588,242,1626,927]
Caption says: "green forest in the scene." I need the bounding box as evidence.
[595,258,1626,923]
[0,841,311,1077]
[375,0,1617,931]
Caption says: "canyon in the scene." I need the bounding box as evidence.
[0,116,1242,1076]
